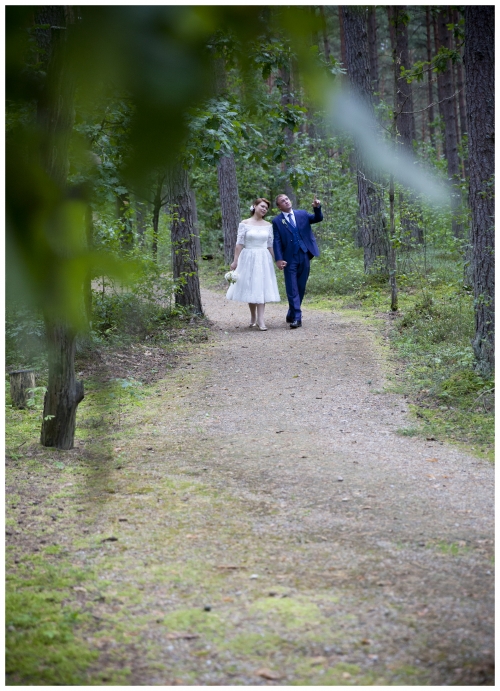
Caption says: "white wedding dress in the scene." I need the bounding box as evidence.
[226,222,281,304]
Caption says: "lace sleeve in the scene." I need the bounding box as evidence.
[267,225,274,248]
[236,223,246,246]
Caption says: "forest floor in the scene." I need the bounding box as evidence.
[6,287,494,686]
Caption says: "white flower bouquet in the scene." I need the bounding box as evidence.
[224,270,238,284]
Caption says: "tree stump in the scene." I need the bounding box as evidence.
[9,370,36,409]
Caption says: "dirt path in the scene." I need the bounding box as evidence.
[7,288,494,685]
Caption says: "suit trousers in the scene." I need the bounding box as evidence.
[284,249,310,322]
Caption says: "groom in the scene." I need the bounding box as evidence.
[272,194,323,328]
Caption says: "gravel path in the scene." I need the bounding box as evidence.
[162,287,493,685]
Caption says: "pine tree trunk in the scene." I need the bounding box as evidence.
[169,166,203,314]
[41,321,84,449]
[426,7,436,146]
[367,7,379,102]
[341,6,389,273]
[36,6,84,449]
[217,154,241,264]
[437,7,463,237]
[392,7,422,243]
[464,6,494,375]
[213,54,241,265]
[117,192,133,250]
[319,6,331,63]
[10,370,36,409]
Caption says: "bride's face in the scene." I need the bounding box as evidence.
[254,201,269,217]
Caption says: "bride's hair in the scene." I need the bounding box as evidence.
[250,198,270,215]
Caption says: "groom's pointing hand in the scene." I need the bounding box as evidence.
[312,195,321,207]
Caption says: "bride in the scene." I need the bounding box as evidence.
[226,197,280,331]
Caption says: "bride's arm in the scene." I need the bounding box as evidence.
[230,244,244,270]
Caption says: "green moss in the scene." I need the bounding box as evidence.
[250,596,323,630]
[224,632,289,656]
[160,607,227,639]
[6,561,97,685]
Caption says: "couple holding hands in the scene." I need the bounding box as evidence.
[226,194,323,330]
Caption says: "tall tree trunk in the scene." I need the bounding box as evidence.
[117,192,133,250]
[341,6,389,273]
[41,321,84,448]
[367,6,379,103]
[464,6,494,376]
[168,165,203,314]
[452,8,468,177]
[36,6,84,449]
[338,7,347,70]
[433,10,446,152]
[190,189,202,259]
[213,53,241,264]
[391,6,422,244]
[151,173,166,262]
[135,199,148,248]
[319,6,331,63]
[217,155,241,264]
[437,7,463,237]
[425,7,436,147]
[279,64,296,205]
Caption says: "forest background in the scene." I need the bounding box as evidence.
[4,5,494,684]
[6,5,494,453]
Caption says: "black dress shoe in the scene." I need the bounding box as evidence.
[286,316,294,323]
[290,320,302,329]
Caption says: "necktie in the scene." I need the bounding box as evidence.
[287,213,296,227]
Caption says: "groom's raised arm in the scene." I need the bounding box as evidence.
[307,205,323,224]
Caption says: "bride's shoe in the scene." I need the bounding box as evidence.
[257,323,268,331]
[249,322,257,328]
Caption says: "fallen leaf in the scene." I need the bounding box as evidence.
[217,565,242,570]
[73,586,87,593]
[113,447,122,452]
[361,638,372,645]
[426,458,439,462]
[256,668,283,680]
[166,632,199,640]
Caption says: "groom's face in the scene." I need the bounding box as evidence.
[277,195,292,213]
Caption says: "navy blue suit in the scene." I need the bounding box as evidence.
[272,206,322,322]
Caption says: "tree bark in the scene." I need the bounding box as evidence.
[319,6,331,63]
[437,7,463,237]
[279,64,296,205]
[213,53,241,264]
[425,7,436,146]
[10,370,36,409]
[390,7,422,244]
[117,192,133,250]
[341,6,389,273]
[41,321,84,449]
[151,172,166,262]
[168,165,203,314]
[367,7,379,103]
[36,6,84,449]
[217,154,241,264]
[464,6,494,375]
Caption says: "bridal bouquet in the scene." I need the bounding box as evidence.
[224,270,238,284]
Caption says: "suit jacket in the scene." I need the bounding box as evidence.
[272,207,322,264]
